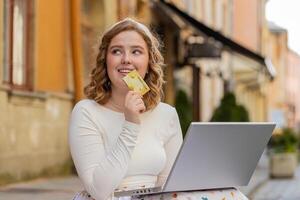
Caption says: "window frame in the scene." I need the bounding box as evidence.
[3,0,33,90]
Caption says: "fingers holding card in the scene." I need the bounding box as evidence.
[122,70,150,96]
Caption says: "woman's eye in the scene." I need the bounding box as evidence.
[112,49,122,55]
[132,49,142,55]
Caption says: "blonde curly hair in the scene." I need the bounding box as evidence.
[84,18,165,111]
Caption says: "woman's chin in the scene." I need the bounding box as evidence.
[112,84,130,93]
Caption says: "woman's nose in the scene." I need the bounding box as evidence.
[121,52,131,64]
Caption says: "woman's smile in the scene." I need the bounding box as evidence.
[117,66,136,76]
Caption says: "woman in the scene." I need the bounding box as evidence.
[69,18,183,200]
[69,18,248,200]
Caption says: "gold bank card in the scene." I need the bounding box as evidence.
[122,70,150,95]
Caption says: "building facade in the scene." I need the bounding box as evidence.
[0,0,152,185]
[231,0,270,122]
[165,0,273,122]
[263,22,288,128]
[0,0,75,184]
[287,50,300,131]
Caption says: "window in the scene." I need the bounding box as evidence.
[3,0,33,89]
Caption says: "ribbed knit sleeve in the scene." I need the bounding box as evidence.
[68,101,140,200]
[156,107,183,186]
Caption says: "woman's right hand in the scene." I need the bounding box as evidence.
[124,91,145,124]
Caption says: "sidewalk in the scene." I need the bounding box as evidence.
[239,151,300,200]
[238,151,270,197]
[249,164,300,200]
[0,176,83,200]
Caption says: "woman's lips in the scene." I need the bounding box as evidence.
[117,68,135,76]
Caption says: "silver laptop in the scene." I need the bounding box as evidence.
[114,122,276,197]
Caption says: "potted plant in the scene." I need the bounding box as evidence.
[268,128,299,178]
[210,92,249,122]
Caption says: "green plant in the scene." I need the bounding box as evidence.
[210,92,249,122]
[175,89,192,138]
[269,128,299,153]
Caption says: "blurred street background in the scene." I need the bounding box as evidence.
[1,0,300,199]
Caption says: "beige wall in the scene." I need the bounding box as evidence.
[103,1,118,28]
[0,91,73,184]
[232,0,260,52]
[287,50,300,130]
[230,0,270,122]
[267,31,287,107]
[263,28,288,127]
[192,0,232,36]
[235,85,266,121]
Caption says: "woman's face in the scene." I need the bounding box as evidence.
[106,30,149,92]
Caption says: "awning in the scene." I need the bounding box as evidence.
[154,0,276,80]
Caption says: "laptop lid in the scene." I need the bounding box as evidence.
[163,122,275,192]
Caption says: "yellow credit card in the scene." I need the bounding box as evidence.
[122,70,150,95]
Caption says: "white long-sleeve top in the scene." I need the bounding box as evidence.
[68,99,183,200]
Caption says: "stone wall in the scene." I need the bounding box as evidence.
[0,88,74,185]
